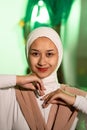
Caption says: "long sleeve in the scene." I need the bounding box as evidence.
[0,75,16,88]
[73,95,87,114]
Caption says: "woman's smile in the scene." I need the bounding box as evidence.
[36,67,49,72]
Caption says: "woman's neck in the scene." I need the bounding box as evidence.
[42,72,60,94]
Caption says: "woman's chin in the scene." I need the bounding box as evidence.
[36,73,51,79]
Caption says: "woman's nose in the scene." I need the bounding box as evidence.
[38,55,47,66]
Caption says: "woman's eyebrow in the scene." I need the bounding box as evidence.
[30,49,38,51]
[47,49,55,51]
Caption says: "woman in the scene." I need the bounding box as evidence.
[0,27,86,130]
[16,27,87,130]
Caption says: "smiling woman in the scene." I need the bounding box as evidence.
[0,26,87,130]
[28,37,58,78]
[16,27,87,130]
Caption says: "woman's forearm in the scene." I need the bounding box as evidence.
[0,75,16,88]
[73,95,87,114]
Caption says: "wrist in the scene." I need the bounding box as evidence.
[16,75,22,85]
[60,92,76,105]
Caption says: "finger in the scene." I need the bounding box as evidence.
[37,81,46,92]
[42,97,59,108]
[42,94,54,105]
[41,90,55,100]
[42,101,50,108]
[39,90,45,96]
[42,93,59,105]
[34,90,40,98]
[40,93,49,100]
[31,74,46,90]
[49,100,58,104]
[34,82,45,96]
[37,80,45,91]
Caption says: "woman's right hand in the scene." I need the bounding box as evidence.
[16,73,46,96]
[41,88,76,108]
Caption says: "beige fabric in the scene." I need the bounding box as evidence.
[16,85,80,130]
[61,84,87,97]
[16,89,47,130]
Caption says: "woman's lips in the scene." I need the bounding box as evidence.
[37,67,48,72]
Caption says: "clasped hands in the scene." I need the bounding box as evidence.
[17,73,75,108]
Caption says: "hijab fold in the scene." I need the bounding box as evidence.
[16,86,78,130]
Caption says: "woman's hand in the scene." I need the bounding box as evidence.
[16,73,46,96]
[41,89,62,107]
[41,88,76,108]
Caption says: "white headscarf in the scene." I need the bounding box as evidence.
[26,27,63,69]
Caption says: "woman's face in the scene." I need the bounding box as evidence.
[28,37,58,79]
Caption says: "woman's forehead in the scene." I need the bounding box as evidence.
[30,37,58,50]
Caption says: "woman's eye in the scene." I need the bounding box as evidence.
[46,53,54,57]
[31,52,39,57]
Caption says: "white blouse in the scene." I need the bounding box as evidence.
[0,74,87,130]
[0,75,16,88]
[73,95,87,114]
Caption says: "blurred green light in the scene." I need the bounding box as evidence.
[38,0,43,6]
[30,1,51,29]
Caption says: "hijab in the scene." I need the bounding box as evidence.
[26,26,63,70]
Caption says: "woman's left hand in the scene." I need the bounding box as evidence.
[41,88,76,108]
[41,89,62,108]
